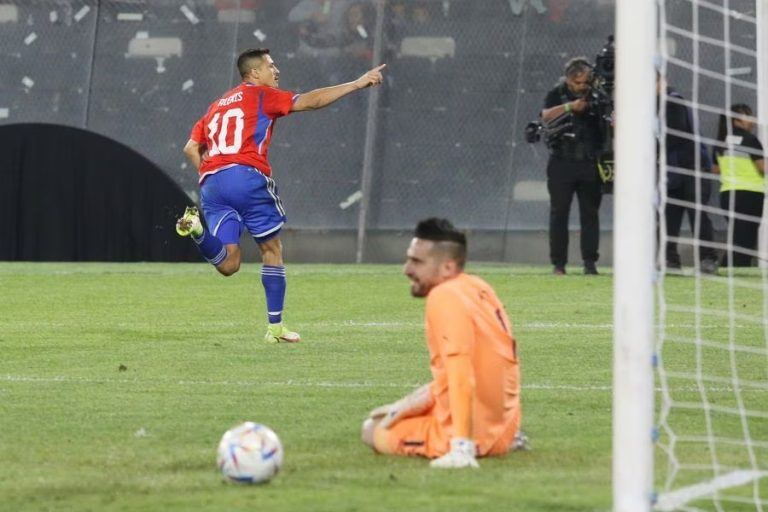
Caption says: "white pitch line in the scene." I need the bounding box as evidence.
[0,374,610,391]
[0,320,761,331]
[522,322,613,329]
[0,375,416,389]
[331,321,615,329]
[2,375,764,394]
[0,323,753,334]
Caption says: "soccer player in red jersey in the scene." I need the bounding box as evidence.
[177,48,385,343]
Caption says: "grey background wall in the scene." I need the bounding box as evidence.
[0,0,757,263]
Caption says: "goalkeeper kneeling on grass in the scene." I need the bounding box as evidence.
[361,218,524,468]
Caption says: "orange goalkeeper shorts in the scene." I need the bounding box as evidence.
[373,413,519,459]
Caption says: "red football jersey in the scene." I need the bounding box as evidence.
[190,82,297,183]
[190,117,204,144]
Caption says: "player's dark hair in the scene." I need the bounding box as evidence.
[717,103,753,141]
[414,218,467,269]
[237,48,270,78]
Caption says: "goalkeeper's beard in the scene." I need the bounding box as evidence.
[409,279,429,298]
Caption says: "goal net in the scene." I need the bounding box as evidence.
[616,0,768,510]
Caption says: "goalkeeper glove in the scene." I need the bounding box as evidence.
[367,384,434,429]
[430,438,479,469]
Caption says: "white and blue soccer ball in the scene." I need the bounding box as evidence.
[216,421,283,484]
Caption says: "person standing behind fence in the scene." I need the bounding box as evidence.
[658,78,720,274]
[288,0,367,58]
[540,57,603,276]
[712,104,766,267]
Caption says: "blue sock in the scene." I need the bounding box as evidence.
[261,265,286,324]
[192,229,226,266]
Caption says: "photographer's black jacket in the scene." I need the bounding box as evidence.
[544,83,603,164]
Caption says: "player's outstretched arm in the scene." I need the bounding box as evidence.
[367,382,434,429]
[183,139,204,170]
[291,64,386,112]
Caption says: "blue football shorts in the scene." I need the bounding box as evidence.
[199,165,287,245]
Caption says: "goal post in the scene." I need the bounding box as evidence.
[615,1,768,510]
[758,0,768,268]
[612,0,657,510]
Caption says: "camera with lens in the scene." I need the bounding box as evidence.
[525,36,615,190]
[524,115,574,145]
[524,120,542,144]
[587,35,615,130]
[589,35,615,191]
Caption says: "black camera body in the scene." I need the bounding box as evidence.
[524,121,543,144]
[524,115,574,145]
[592,35,615,96]
[588,35,615,125]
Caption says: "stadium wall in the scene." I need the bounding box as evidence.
[0,1,738,264]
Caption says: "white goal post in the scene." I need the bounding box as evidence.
[759,0,768,267]
[614,1,768,511]
[613,0,656,510]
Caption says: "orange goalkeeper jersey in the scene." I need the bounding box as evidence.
[425,273,521,456]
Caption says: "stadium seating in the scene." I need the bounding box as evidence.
[0,4,18,23]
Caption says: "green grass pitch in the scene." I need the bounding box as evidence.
[1,262,765,511]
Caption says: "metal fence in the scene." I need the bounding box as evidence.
[1,0,620,253]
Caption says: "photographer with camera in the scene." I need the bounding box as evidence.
[540,57,605,275]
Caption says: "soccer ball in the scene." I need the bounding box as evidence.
[216,421,284,484]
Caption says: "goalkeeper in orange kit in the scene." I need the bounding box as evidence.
[361,218,523,468]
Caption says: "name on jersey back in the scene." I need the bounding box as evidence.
[218,91,243,107]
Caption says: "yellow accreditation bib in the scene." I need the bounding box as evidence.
[717,134,765,193]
